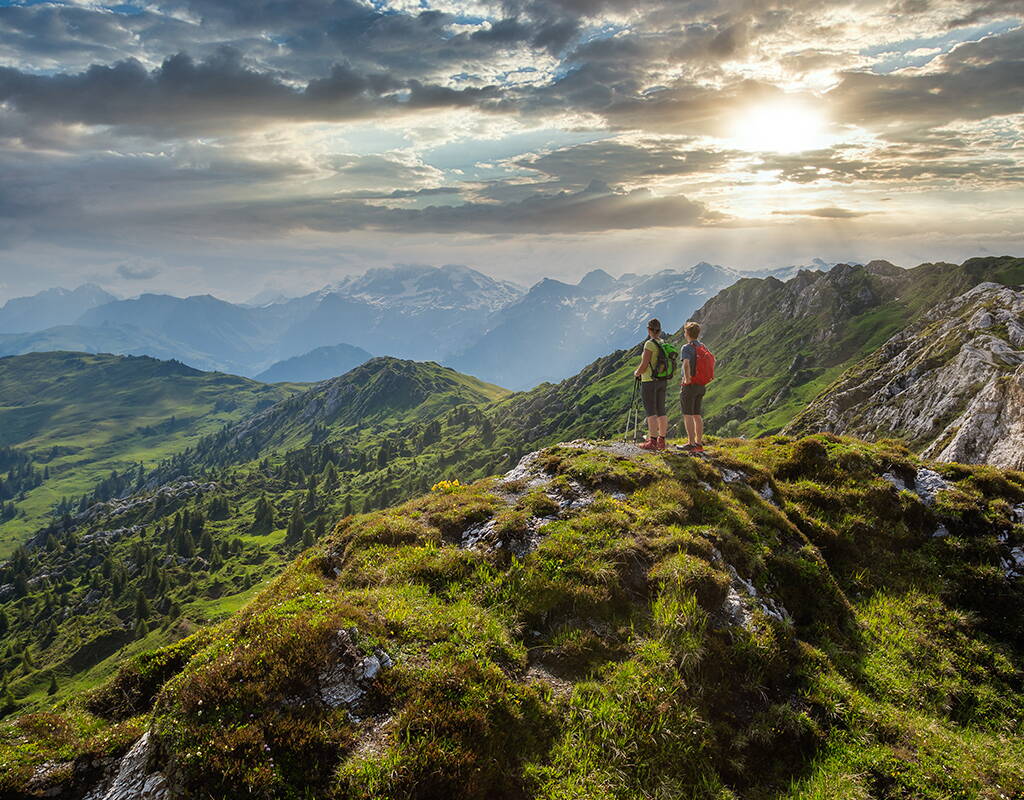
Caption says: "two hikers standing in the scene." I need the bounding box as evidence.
[633,318,712,452]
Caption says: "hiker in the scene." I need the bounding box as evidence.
[679,321,714,453]
[633,318,671,451]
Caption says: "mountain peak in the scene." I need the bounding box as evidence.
[577,268,617,292]
[864,259,903,276]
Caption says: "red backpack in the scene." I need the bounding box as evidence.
[691,343,715,385]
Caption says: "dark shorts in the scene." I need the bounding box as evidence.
[680,383,706,415]
[641,379,667,417]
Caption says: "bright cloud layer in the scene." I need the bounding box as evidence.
[0,0,1022,298]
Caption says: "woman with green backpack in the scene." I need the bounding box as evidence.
[633,318,678,451]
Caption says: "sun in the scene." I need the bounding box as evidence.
[727,100,831,154]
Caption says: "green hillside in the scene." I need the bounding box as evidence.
[0,352,300,557]
[3,435,1021,798]
[1,254,1023,797]
[691,256,1024,436]
[0,357,516,709]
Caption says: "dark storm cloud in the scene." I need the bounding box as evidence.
[0,48,500,134]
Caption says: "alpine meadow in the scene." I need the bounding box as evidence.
[1,0,1024,798]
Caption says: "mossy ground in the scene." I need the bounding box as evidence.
[3,435,1023,799]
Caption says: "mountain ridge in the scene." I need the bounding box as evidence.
[2,435,1022,799]
[786,281,1024,469]
[254,344,374,384]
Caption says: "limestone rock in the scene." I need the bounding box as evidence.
[787,283,1024,470]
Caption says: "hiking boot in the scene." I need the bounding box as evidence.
[638,437,658,451]
[693,444,705,454]
[656,436,666,451]
[681,443,698,452]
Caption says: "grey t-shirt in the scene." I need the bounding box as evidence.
[680,340,701,375]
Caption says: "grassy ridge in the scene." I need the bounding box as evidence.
[3,435,1021,798]
[0,352,301,557]
[0,358,519,714]
[691,256,1024,436]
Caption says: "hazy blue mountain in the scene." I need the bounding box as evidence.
[0,284,116,334]
[450,262,742,389]
[4,262,841,385]
[0,324,230,372]
[282,264,527,362]
[77,293,275,375]
[67,265,525,374]
[255,343,374,383]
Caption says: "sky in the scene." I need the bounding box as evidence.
[0,0,1022,302]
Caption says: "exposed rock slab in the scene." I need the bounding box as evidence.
[787,283,1024,470]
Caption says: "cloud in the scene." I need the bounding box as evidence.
[772,207,871,218]
[333,187,464,200]
[0,0,1022,278]
[133,180,720,236]
[116,261,162,280]
[0,47,501,135]
[827,26,1024,130]
[514,138,733,186]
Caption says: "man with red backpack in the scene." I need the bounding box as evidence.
[679,321,714,453]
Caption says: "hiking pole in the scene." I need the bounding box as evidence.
[632,378,641,443]
[623,378,639,442]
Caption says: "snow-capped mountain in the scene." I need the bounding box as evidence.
[450,263,743,389]
[2,261,838,388]
[323,264,524,313]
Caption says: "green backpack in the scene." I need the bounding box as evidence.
[651,339,679,380]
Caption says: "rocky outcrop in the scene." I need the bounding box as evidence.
[786,283,1024,470]
[81,733,169,800]
[691,260,909,344]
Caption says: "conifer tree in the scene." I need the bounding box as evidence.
[199,530,214,556]
[286,504,305,545]
[252,495,275,534]
[176,527,194,558]
[323,463,340,492]
[135,591,151,621]
[47,672,58,696]
[1,685,15,714]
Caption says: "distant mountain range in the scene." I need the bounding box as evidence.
[0,261,833,388]
[255,344,374,383]
[0,284,115,334]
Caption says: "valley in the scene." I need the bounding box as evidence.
[0,254,1021,799]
